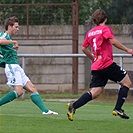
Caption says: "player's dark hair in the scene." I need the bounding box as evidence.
[4,16,19,30]
[92,9,107,25]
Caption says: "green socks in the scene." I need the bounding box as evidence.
[30,92,48,113]
[0,91,18,106]
[0,91,49,113]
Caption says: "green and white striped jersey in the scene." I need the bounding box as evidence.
[0,32,19,68]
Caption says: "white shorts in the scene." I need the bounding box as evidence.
[5,64,30,88]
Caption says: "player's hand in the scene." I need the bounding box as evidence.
[13,41,19,50]
[126,48,133,55]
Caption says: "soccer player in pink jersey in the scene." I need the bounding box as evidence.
[66,9,133,121]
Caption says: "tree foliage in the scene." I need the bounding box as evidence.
[79,0,133,24]
[0,0,132,25]
[106,0,133,24]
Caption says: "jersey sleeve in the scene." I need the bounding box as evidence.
[0,32,7,40]
[82,33,90,48]
[102,26,114,39]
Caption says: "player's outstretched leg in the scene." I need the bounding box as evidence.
[66,103,76,121]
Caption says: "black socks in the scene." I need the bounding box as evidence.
[114,86,129,110]
[72,86,129,111]
[73,92,92,109]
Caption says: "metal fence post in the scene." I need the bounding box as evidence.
[119,56,123,68]
[21,57,26,100]
[72,0,79,94]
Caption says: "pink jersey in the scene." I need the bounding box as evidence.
[82,25,115,70]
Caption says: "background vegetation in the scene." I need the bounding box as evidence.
[0,0,132,25]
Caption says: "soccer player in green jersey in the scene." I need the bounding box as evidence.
[0,16,58,115]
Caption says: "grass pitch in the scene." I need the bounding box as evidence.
[0,100,133,133]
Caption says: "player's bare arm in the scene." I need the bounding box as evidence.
[0,40,19,50]
[109,38,133,55]
[0,40,17,45]
[82,46,94,61]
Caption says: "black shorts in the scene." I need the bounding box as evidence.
[90,62,127,88]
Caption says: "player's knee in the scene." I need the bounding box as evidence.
[121,75,132,88]
[91,88,102,99]
[121,81,132,88]
[128,81,132,88]
[16,89,23,97]
[14,86,23,97]
[92,93,101,99]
